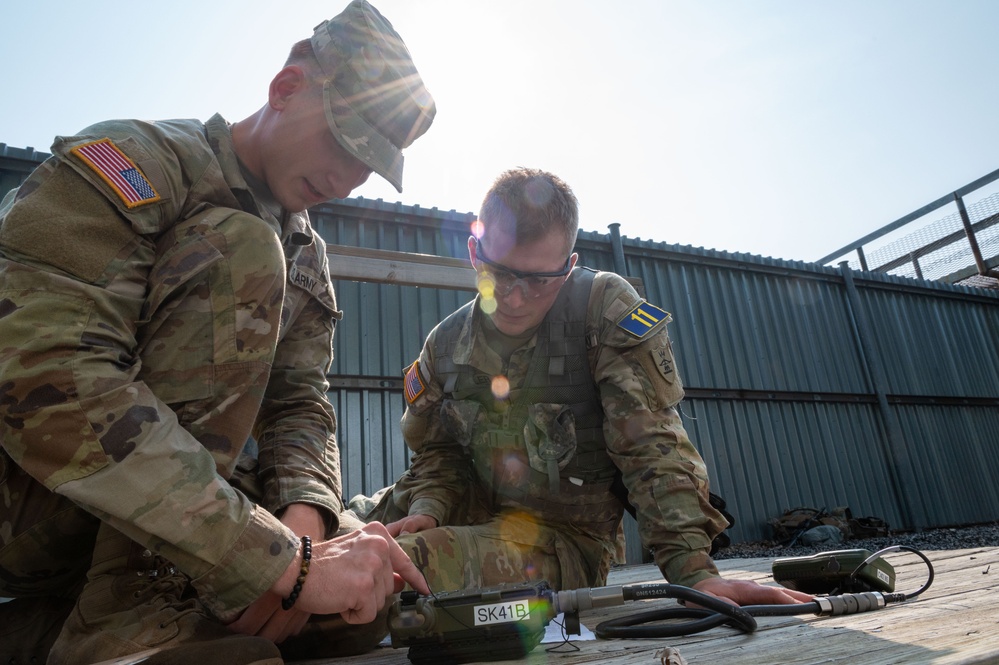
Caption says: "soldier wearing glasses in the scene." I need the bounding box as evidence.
[353,168,811,608]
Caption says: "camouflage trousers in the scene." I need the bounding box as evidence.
[349,485,602,595]
[0,208,284,599]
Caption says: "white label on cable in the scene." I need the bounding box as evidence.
[474,600,532,625]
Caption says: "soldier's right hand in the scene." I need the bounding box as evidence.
[273,522,430,624]
[385,514,438,537]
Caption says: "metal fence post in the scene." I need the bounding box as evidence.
[856,246,869,272]
[953,193,990,276]
[608,222,628,276]
[910,252,924,280]
[838,261,921,529]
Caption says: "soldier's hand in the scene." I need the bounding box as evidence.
[692,576,813,606]
[229,591,310,643]
[386,514,438,537]
[282,522,430,623]
[230,502,322,641]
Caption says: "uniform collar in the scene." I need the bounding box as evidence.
[206,114,256,210]
[205,113,315,249]
[453,297,537,376]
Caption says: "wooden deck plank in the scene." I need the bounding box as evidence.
[299,547,999,665]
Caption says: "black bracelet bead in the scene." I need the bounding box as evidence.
[281,535,312,611]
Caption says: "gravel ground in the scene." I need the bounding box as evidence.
[713,522,999,560]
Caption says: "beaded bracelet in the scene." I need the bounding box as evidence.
[281,535,312,611]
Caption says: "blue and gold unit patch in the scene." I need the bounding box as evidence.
[617,301,671,338]
[404,360,426,404]
[70,138,161,208]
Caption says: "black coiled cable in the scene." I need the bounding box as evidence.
[595,546,934,639]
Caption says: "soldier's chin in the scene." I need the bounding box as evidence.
[494,323,527,337]
[491,312,533,336]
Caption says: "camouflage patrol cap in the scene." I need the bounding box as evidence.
[312,0,436,192]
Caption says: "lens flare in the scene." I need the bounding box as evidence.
[498,511,541,543]
[491,375,510,399]
[470,219,484,238]
[477,273,496,299]
[477,273,498,313]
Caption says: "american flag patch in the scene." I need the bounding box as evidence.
[404,361,426,404]
[70,138,161,208]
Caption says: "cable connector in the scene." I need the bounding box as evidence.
[555,585,625,614]
[814,592,886,615]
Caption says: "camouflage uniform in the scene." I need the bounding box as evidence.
[363,268,729,592]
[0,114,343,621]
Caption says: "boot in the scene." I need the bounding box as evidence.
[47,523,282,665]
[0,595,75,664]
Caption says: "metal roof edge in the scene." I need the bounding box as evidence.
[576,229,999,299]
[0,143,52,162]
[315,195,477,224]
[576,228,842,277]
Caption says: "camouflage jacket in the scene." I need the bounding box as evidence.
[0,115,343,619]
[399,269,729,588]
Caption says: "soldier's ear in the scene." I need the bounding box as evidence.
[467,236,476,261]
[268,66,308,111]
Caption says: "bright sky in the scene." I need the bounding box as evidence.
[3,0,998,263]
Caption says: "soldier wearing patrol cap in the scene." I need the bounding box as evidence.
[353,168,814,609]
[0,2,434,664]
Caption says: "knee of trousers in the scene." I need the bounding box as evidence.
[211,210,285,281]
[202,210,287,347]
[396,520,572,592]
[137,209,287,473]
[142,209,286,379]
[395,527,468,591]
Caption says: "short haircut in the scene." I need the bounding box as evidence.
[479,168,579,254]
[285,38,323,81]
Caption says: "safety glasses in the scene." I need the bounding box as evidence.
[473,237,572,299]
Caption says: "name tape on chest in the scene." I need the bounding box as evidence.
[288,263,324,297]
[404,360,426,404]
[617,301,670,338]
[70,138,161,208]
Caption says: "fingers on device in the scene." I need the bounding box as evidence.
[772,548,896,594]
[388,581,556,665]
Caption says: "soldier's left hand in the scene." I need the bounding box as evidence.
[692,576,813,606]
[229,590,311,643]
[386,514,438,537]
